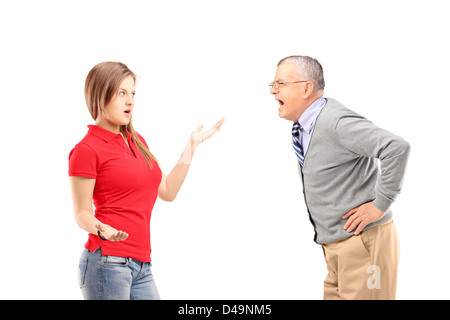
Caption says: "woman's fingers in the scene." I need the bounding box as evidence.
[214,118,225,130]
[96,223,128,241]
[202,118,225,141]
[195,125,203,133]
[111,230,128,241]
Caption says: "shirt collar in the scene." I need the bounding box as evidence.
[297,96,326,134]
[87,125,129,142]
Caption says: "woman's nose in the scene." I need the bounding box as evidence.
[127,95,134,105]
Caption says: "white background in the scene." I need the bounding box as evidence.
[1,0,449,299]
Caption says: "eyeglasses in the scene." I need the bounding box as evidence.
[269,80,309,90]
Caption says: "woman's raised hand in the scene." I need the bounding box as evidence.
[190,118,225,150]
[178,118,224,165]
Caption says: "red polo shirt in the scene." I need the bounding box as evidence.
[68,125,161,262]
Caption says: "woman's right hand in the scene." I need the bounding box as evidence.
[95,223,129,241]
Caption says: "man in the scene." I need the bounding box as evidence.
[270,55,410,300]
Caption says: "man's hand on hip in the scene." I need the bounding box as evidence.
[342,202,385,235]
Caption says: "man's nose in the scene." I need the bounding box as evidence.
[270,87,279,95]
[270,88,280,94]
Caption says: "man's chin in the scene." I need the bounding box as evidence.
[278,110,293,121]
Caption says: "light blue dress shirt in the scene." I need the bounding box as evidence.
[297,96,327,155]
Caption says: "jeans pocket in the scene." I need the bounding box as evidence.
[104,255,128,266]
[78,258,88,287]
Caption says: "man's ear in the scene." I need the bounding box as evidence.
[303,81,315,98]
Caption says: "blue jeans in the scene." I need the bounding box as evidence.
[78,248,160,300]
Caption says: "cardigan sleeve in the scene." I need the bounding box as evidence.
[334,114,411,212]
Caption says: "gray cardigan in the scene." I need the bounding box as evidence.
[299,98,410,244]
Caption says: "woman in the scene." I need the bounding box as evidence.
[69,61,224,300]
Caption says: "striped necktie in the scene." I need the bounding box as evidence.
[292,121,304,167]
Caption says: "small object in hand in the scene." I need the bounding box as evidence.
[98,230,108,241]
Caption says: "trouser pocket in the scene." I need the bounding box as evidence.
[104,255,129,266]
[78,258,88,287]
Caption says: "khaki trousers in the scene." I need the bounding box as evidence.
[321,219,399,300]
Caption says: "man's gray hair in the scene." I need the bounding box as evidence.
[277,55,325,91]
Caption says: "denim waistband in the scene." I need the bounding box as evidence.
[87,247,150,266]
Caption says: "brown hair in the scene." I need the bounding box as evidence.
[84,61,157,167]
